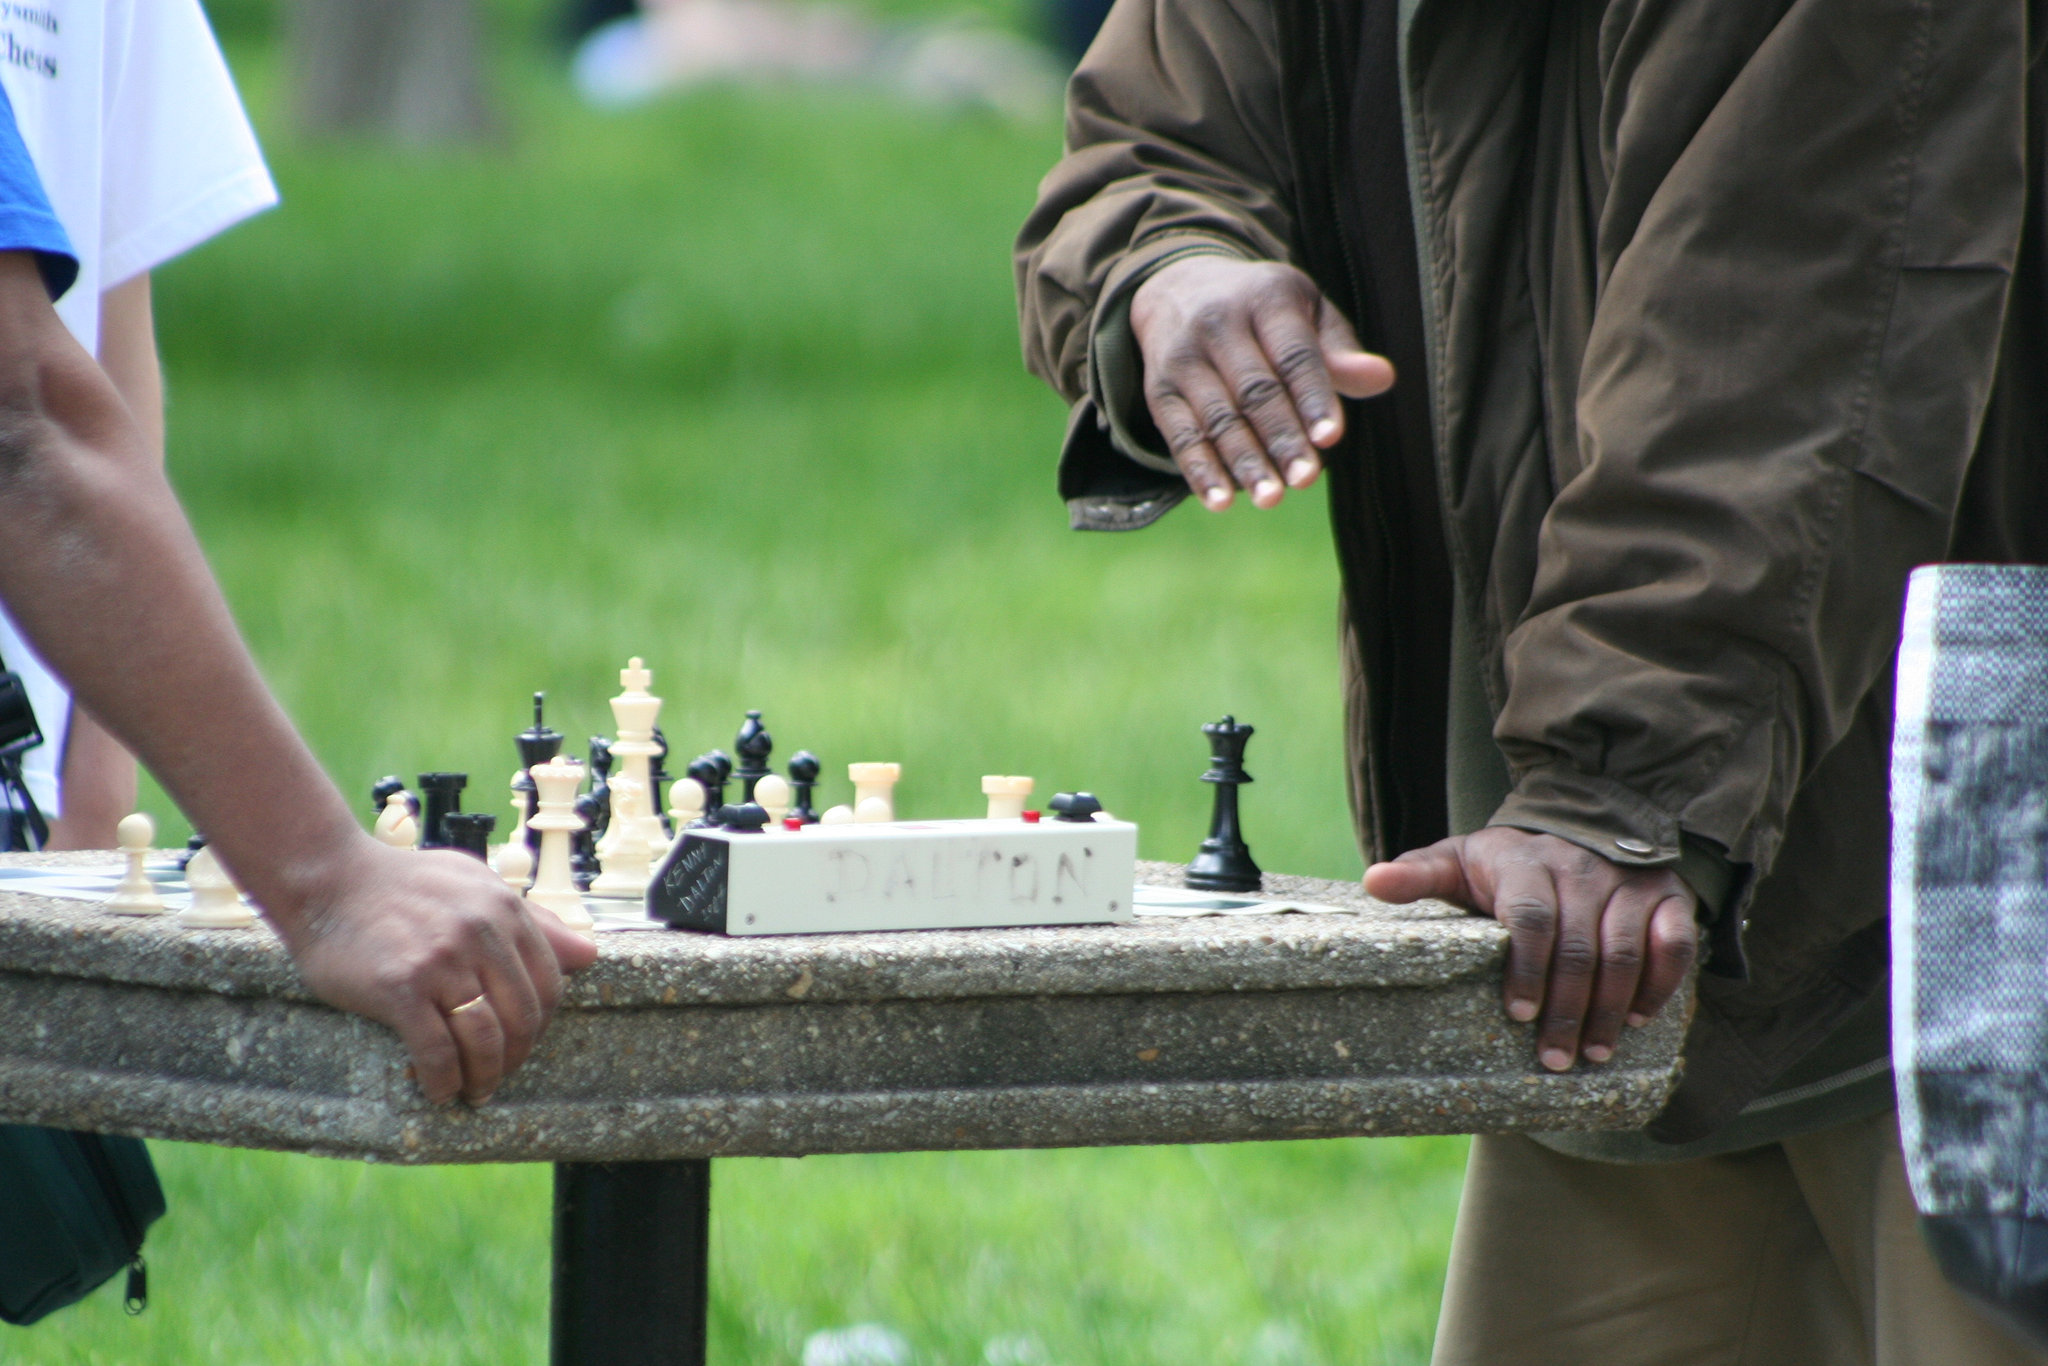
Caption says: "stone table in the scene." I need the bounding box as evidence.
[0,854,1688,1362]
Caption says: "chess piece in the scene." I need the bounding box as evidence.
[982,775,1033,820]
[374,792,419,848]
[495,835,534,891]
[1050,792,1103,822]
[719,802,770,833]
[648,727,673,838]
[526,756,592,931]
[606,658,666,852]
[587,736,615,851]
[787,750,821,824]
[1186,716,1262,893]
[753,773,791,828]
[515,692,564,862]
[667,777,707,834]
[571,794,602,889]
[849,762,901,820]
[178,830,207,871]
[854,796,892,823]
[591,775,654,899]
[686,753,730,826]
[416,772,468,851]
[443,812,496,860]
[180,846,254,928]
[371,775,408,824]
[820,804,855,824]
[734,710,773,801]
[106,812,167,915]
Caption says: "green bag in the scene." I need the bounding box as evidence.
[0,1125,164,1325]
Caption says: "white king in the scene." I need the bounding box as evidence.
[605,656,666,853]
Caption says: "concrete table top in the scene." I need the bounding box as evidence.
[0,854,1688,1163]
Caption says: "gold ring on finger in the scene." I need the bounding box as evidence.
[447,994,488,1017]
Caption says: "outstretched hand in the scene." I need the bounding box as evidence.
[275,842,598,1106]
[1129,255,1394,510]
[1365,829,1698,1071]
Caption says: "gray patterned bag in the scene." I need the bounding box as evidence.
[1893,563,2048,1347]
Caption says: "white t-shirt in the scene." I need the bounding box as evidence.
[0,0,278,817]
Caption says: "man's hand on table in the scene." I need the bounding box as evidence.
[274,841,598,1108]
[1129,256,1395,510]
[1364,829,1698,1071]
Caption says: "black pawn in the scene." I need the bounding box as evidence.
[718,802,770,833]
[1051,792,1103,822]
[371,775,408,824]
[571,793,602,890]
[686,752,730,826]
[1186,716,1261,893]
[515,693,565,861]
[734,711,773,802]
[586,737,615,847]
[787,750,821,824]
[649,726,674,836]
[178,830,207,871]
[416,772,469,851]
[443,812,496,861]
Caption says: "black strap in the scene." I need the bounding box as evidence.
[0,643,50,851]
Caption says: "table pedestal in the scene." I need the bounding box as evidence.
[552,1158,711,1366]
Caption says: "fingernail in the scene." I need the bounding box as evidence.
[1253,478,1282,504]
[1540,1048,1574,1073]
[1203,487,1232,510]
[471,1092,495,1108]
[1507,999,1538,1023]
[1308,418,1339,445]
[1583,1044,1612,1063]
[1285,457,1317,485]
[1626,1013,1648,1028]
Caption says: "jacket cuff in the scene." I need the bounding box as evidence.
[1489,764,1750,978]
[1088,233,1258,472]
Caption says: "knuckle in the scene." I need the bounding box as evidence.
[1500,899,1556,937]
[1598,939,1644,975]
[1551,937,1600,978]
[1165,424,1210,457]
[1270,344,1324,383]
[1232,373,1286,412]
[1197,400,1248,442]
[1188,301,1239,339]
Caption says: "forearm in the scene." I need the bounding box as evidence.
[0,263,364,931]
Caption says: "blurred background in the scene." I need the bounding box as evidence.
[20,2,1465,1360]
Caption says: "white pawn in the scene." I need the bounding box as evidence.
[592,775,655,899]
[754,773,792,828]
[853,796,893,823]
[820,804,855,824]
[180,847,255,928]
[373,792,418,849]
[982,775,1033,821]
[848,762,901,820]
[106,813,167,915]
[494,836,533,891]
[667,778,706,839]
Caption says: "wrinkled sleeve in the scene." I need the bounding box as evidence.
[1490,0,2026,881]
[1014,0,1298,503]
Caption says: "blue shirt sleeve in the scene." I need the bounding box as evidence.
[0,82,74,302]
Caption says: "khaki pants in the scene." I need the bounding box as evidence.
[1431,1110,2046,1366]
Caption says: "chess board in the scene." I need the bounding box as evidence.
[0,861,666,932]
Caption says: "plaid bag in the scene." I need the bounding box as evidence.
[1893,563,2048,1347]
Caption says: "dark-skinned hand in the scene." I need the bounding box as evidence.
[1364,828,1699,1070]
[1129,255,1395,510]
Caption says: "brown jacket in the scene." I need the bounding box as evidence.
[1017,0,2048,1139]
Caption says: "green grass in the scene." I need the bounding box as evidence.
[12,33,1466,1366]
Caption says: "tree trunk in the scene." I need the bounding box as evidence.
[290,0,497,144]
